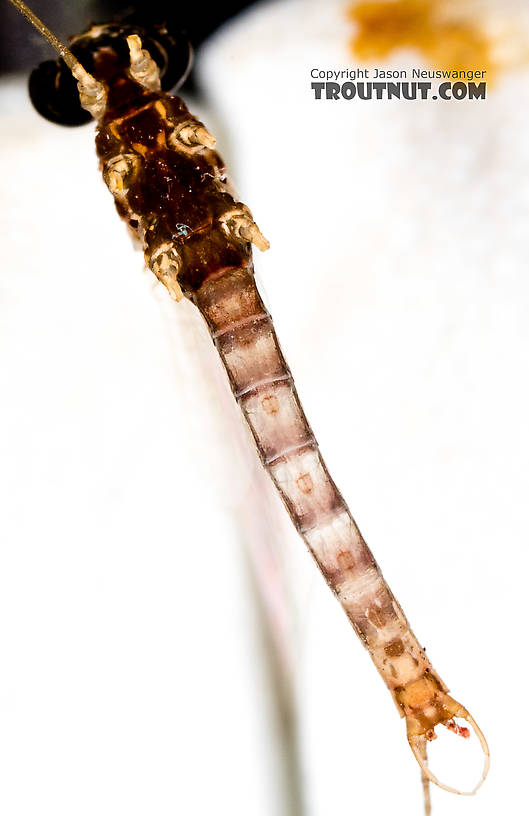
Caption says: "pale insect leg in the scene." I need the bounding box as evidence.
[2,1,492,810]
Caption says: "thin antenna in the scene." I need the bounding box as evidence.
[7,0,80,73]
[7,0,107,119]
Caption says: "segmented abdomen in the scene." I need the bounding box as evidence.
[95,82,446,722]
[195,266,438,703]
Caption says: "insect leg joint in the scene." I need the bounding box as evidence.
[103,153,141,197]
[126,34,161,92]
[220,207,270,252]
[169,121,217,152]
[71,63,107,120]
[146,243,184,302]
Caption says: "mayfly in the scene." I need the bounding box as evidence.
[5,0,490,809]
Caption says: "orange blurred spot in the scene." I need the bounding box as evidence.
[348,0,496,76]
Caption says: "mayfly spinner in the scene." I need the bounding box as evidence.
[6,0,490,809]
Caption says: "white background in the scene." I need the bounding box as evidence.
[1,1,528,814]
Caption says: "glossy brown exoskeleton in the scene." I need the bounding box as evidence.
[16,2,490,803]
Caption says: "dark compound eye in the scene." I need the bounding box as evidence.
[28,21,194,126]
[29,59,92,126]
[153,28,193,93]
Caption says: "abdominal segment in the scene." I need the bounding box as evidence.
[195,266,440,708]
[96,74,449,735]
